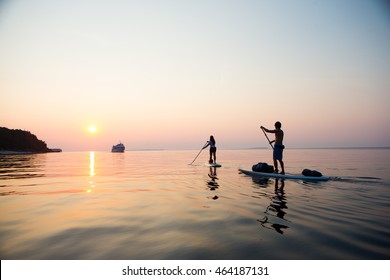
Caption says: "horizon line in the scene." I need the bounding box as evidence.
[43,146,390,152]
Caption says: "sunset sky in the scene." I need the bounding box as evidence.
[1,0,389,151]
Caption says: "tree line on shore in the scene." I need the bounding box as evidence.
[0,127,50,152]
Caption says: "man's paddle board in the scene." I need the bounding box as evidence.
[206,163,222,168]
[239,168,330,181]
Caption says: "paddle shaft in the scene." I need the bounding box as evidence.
[189,142,207,164]
[261,127,274,149]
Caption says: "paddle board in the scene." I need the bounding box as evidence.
[206,163,222,167]
[239,168,330,181]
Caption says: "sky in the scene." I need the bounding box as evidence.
[1,0,389,151]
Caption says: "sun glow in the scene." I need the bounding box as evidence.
[88,126,97,133]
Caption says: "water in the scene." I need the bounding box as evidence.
[0,149,389,260]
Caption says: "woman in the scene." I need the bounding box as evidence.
[203,135,217,164]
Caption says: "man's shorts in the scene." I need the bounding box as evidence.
[273,144,284,160]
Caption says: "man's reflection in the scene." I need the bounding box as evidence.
[258,179,289,234]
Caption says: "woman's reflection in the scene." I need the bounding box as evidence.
[207,167,219,200]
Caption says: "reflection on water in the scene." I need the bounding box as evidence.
[0,154,45,181]
[87,151,95,193]
[89,151,95,177]
[258,179,290,234]
[0,150,389,259]
[207,167,219,200]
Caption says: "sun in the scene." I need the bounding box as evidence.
[88,126,97,133]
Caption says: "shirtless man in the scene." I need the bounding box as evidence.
[261,121,285,174]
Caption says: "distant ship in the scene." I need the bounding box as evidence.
[111,143,125,153]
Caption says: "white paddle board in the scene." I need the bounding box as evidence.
[239,168,330,181]
[206,163,222,167]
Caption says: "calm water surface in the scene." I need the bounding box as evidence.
[0,149,389,259]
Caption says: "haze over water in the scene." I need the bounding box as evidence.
[1,148,389,259]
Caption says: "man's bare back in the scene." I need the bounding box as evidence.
[274,128,284,145]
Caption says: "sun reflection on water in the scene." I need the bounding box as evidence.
[87,151,95,193]
[89,151,95,177]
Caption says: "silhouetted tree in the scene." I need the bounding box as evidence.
[0,127,49,152]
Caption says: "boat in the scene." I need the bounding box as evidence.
[238,168,331,181]
[111,143,125,153]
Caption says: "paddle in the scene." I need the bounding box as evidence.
[189,142,208,165]
[261,127,274,150]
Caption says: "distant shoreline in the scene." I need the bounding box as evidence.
[126,148,165,151]
[8,147,387,153]
[241,146,390,150]
[284,146,390,150]
[231,147,390,151]
[0,149,62,155]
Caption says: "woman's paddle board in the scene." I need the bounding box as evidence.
[239,168,330,181]
[206,163,222,167]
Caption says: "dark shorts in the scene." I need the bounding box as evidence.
[273,144,284,160]
[210,147,217,154]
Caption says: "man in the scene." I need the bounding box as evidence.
[261,122,285,174]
